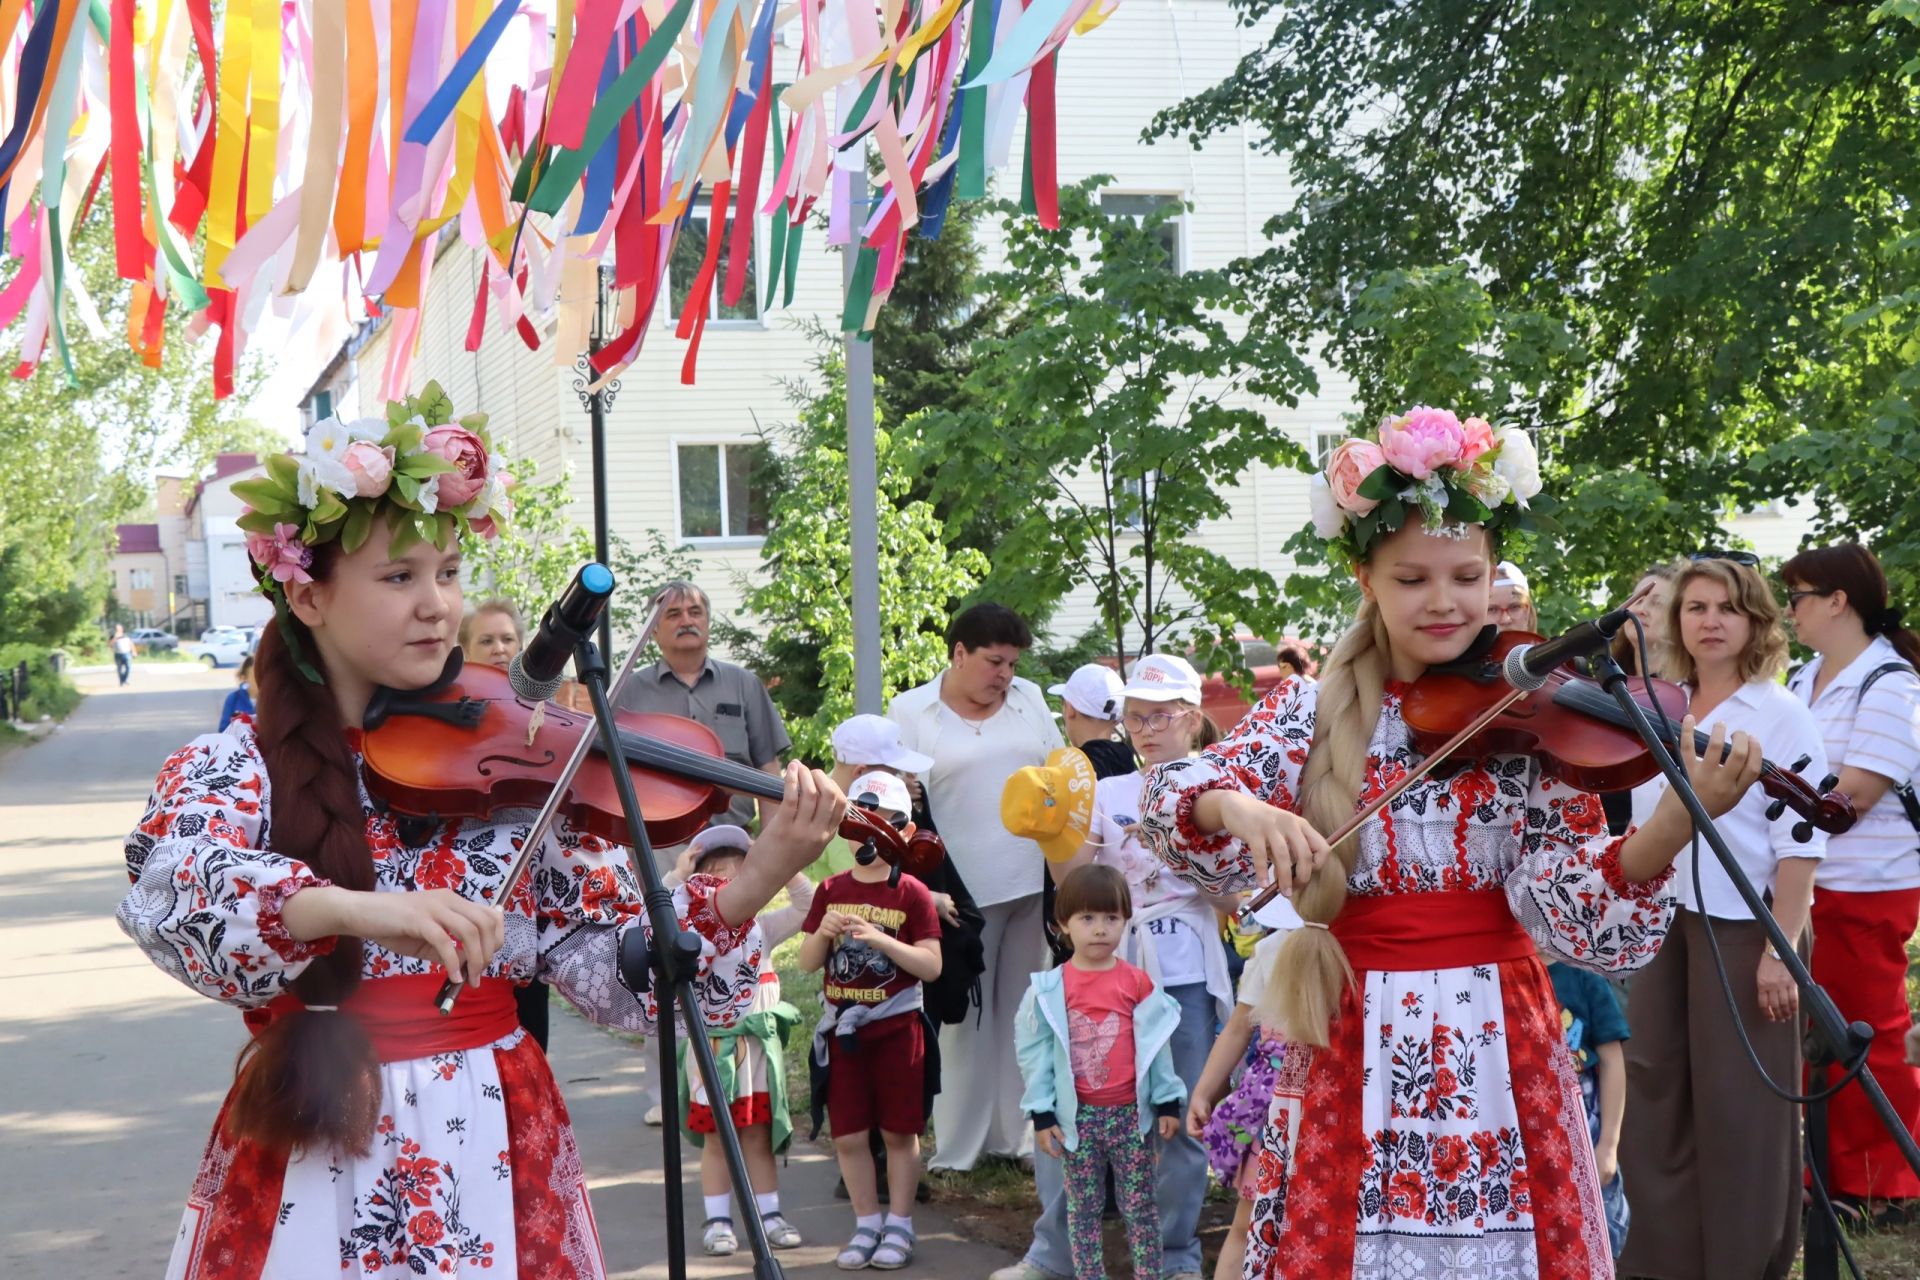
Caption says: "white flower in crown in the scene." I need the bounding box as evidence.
[417,474,443,515]
[303,419,359,499]
[296,458,321,508]
[1308,474,1346,539]
[1493,424,1542,507]
[344,417,390,443]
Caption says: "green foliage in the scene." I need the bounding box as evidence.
[1151,0,1920,615]
[461,459,700,642]
[912,179,1313,672]
[0,644,83,722]
[724,349,989,763]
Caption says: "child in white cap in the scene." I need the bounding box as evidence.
[668,824,816,1257]
[1490,560,1538,631]
[1047,663,1136,778]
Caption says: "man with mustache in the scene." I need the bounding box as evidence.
[616,580,791,828]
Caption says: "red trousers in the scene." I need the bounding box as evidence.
[1811,886,1920,1200]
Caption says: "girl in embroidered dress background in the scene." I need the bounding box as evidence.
[1138,406,1767,1279]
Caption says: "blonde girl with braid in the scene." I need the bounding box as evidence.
[1137,408,1765,1280]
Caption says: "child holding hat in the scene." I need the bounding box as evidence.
[799,772,944,1270]
[668,825,815,1257]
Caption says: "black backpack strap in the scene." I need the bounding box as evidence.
[1856,663,1920,837]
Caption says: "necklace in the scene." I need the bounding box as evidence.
[946,702,995,736]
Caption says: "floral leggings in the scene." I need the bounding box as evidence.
[1063,1103,1161,1280]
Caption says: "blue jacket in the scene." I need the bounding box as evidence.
[1014,963,1187,1152]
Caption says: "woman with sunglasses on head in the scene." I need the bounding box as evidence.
[116,391,845,1280]
[1614,554,1828,1280]
[1011,654,1236,1280]
[1782,543,1920,1222]
[1138,409,1762,1280]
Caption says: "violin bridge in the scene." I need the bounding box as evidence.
[526,699,546,747]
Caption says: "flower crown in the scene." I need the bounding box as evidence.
[230,383,511,681]
[1307,406,1547,559]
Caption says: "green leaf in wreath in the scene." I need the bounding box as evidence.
[386,421,424,456]
[416,381,455,426]
[340,502,376,554]
[398,453,458,479]
[235,507,284,536]
[1378,496,1406,529]
[433,512,456,548]
[309,489,349,527]
[394,474,422,505]
[1446,489,1492,524]
[388,513,423,556]
[387,397,412,428]
[1355,466,1404,502]
[231,479,295,516]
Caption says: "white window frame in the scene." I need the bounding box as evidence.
[670,437,773,547]
[1313,429,1347,470]
[1099,189,1188,275]
[662,196,767,329]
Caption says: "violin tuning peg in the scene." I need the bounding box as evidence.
[1792,820,1815,844]
[1791,754,1812,775]
[1765,798,1787,822]
[1819,774,1840,794]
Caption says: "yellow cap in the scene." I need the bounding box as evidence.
[999,747,1098,862]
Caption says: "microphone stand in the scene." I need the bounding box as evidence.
[573,634,787,1280]
[1586,653,1920,1277]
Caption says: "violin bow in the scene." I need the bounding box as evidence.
[1235,684,1531,922]
[436,593,670,1013]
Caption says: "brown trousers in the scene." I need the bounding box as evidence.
[1618,908,1802,1280]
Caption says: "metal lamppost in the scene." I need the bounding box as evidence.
[573,264,620,661]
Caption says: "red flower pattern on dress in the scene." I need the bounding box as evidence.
[1560,790,1606,837]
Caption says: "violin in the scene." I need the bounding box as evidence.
[1237,628,1854,922]
[1400,631,1856,840]
[358,661,939,875]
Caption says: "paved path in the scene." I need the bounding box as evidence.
[0,667,1016,1278]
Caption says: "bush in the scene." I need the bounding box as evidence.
[0,643,82,722]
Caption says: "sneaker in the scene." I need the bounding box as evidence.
[987,1266,1067,1280]
[702,1218,737,1256]
[643,1103,663,1127]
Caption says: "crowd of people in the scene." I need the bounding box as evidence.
[116,397,1920,1280]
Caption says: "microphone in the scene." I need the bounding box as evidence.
[507,562,617,701]
[1502,605,1635,692]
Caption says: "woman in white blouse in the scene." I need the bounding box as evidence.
[1618,555,1829,1280]
[1783,542,1920,1218]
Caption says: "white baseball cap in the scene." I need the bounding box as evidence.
[831,714,934,774]
[1121,653,1203,704]
[687,824,752,862]
[1047,663,1124,720]
[1494,561,1530,593]
[848,770,913,821]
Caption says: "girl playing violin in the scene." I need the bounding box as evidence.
[1139,407,1765,1280]
[116,388,845,1280]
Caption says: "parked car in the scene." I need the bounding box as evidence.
[128,627,178,652]
[186,632,252,668]
[198,626,244,645]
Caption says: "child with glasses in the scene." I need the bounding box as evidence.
[1012,654,1236,1280]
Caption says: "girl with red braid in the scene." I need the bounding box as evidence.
[117,386,844,1280]
[1138,409,1766,1280]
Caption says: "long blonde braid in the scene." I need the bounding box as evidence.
[1258,599,1393,1047]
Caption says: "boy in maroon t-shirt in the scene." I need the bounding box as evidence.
[799,771,943,1270]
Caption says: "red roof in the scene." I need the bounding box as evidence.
[115,523,162,554]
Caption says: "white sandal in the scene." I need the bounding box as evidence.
[836,1225,881,1270]
[869,1224,915,1270]
[701,1217,738,1256]
[761,1212,803,1249]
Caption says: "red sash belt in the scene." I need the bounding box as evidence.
[1329,889,1535,972]
[244,975,520,1063]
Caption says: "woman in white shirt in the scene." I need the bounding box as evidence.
[1619,555,1829,1280]
[1782,542,1920,1215]
[1013,654,1236,1280]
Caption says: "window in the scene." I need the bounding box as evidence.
[668,198,759,323]
[173,574,188,598]
[1314,429,1346,469]
[677,442,772,541]
[129,569,154,591]
[1117,471,1156,532]
[1100,192,1184,273]
[310,389,335,422]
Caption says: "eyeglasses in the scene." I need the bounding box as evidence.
[1785,588,1834,608]
[1122,709,1185,733]
[1690,549,1760,567]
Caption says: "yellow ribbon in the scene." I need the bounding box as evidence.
[204,0,252,283]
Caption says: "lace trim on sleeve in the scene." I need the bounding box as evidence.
[256,874,338,963]
[1596,831,1672,903]
[682,872,756,954]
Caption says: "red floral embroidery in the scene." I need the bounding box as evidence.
[1596,831,1674,902]
[255,874,336,963]
[1560,791,1606,837]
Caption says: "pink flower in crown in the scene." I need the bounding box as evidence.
[419,425,490,508]
[244,522,313,585]
[1378,406,1467,480]
[1326,439,1387,514]
[340,441,396,499]
[1457,416,1497,469]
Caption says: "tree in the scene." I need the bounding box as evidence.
[911,179,1314,672]
[721,348,989,763]
[1151,0,1920,611]
[460,459,701,642]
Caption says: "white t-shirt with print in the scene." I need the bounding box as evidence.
[1088,772,1212,986]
